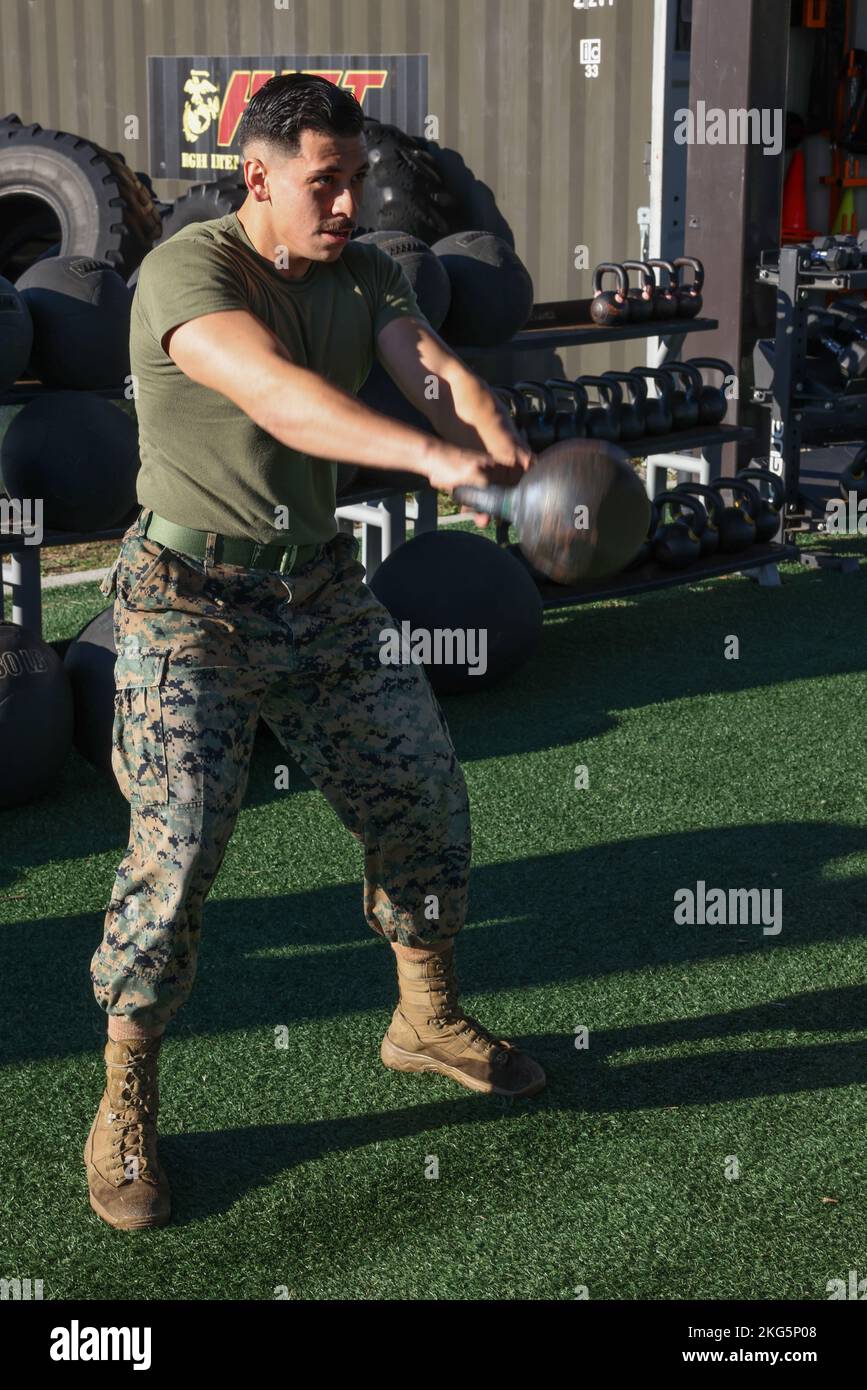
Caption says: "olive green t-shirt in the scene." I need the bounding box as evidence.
[129,212,421,544]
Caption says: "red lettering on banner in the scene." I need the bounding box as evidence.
[217,70,275,145]
[341,70,388,103]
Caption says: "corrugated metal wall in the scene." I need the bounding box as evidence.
[0,0,654,371]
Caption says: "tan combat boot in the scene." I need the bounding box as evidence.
[381,940,546,1098]
[83,1036,171,1230]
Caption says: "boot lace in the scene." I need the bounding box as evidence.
[106,1054,158,1184]
[428,966,511,1065]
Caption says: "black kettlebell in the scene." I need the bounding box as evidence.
[840,443,867,500]
[672,256,705,318]
[602,370,647,442]
[629,366,675,435]
[652,491,706,569]
[514,381,558,450]
[735,466,785,543]
[625,499,660,571]
[659,362,703,429]
[671,481,725,557]
[493,385,532,443]
[710,478,760,552]
[545,378,588,439]
[578,375,622,441]
[590,263,631,327]
[686,358,733,426]
[646,259,680,320]
[621,261,656,322]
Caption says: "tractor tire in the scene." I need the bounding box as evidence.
[0,122,161,282]
[157,179,247,242]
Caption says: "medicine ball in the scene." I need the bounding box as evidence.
[0,624,73,807]
[64,605,116,773]
[0,392,139,532]
[0,275,33,389]
[369,529,543,695]
[432,230,534,348]
[355,231,452,330]
[15,255,132,388]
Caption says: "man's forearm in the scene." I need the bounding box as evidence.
[259,360,442,476]
[415,361,526,458]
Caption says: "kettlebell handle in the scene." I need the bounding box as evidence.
[654,490,708,537]
[673,256,705,292]
[592,263,630,296]
[621,261,656,294]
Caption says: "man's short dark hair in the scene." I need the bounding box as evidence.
[236,73,365,158]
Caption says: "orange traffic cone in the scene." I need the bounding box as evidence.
[781,148,818,243]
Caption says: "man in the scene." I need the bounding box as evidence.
[84,73,545,1233]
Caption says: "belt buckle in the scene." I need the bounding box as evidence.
[278,545,298,575]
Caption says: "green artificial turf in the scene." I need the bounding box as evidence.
[1,530,866,1300]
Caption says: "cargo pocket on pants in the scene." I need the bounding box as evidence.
[111,652,169,803]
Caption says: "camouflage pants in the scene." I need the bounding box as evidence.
[90,515,471,1032]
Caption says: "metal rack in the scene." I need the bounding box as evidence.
[753,246,867,568]
[466,308,797,600]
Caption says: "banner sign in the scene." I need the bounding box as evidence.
[147,55,429,180]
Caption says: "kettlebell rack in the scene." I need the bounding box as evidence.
[458,304,797,605]
[753,244,867,572]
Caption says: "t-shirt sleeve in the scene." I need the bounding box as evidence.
[135,234,249,350]
[371,249,422,336]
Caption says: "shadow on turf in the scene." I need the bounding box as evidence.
[3,821,866,1093]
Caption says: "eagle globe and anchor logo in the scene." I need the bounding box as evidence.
[182,69,221,142]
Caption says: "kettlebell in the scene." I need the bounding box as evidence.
[492,385,532,443]
[671,481,725,557]
[652,491,706,569]
[685,358,734,426]
[545,378,588,439]
[578,375,622,441]
[735,466,785,543]
[672,256,705,318]
[646,259,680,320]
[710,478,760,552]
[659,362,703,429]
[602,370,647,442]
[514,381,558,450]
[590,263,631,327]
[621,261,656,323]
[629,366,674,435]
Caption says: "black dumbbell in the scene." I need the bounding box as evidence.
[807,313,867,380]
[840,444,867,500]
